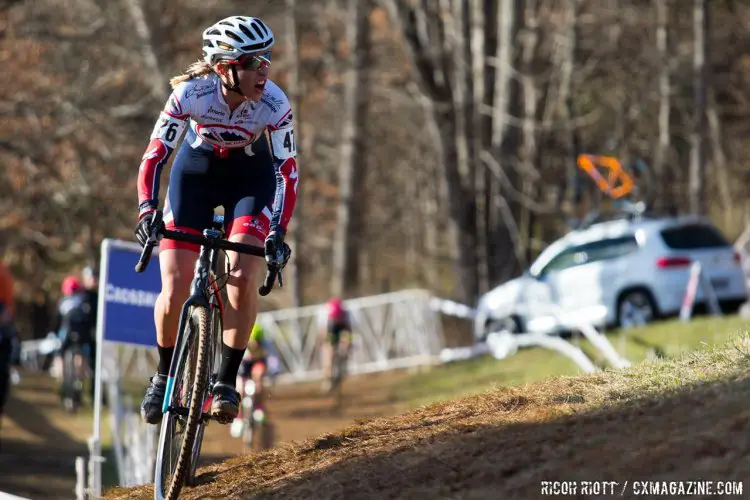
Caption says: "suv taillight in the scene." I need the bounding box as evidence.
[656,256,692,269]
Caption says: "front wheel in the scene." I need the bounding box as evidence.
[187,306,221,485]
[242,413,255,452]
[153,306,210,500]
[61,350,82,413]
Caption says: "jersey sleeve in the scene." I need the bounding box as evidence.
[266,91,299,233]
[137,84,191,217]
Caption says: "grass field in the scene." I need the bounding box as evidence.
[390,315,750,407]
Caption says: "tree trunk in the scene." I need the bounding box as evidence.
[519,0,540,264]
[382,0,479,302]
[707,92,732,218]
[689,0,709,216]
[561,0,582,221]
[284,0,305,307]
[469,0,489,292]
[331,0,371,297]
[653,0,670,214]
[487,0,524,283]
[123,0,167,100]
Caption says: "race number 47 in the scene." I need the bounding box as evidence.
[271,127,296,159]
[283,130,295,154]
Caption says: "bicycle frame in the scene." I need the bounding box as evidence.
[135,208,283,416]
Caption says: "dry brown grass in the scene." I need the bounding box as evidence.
[106,336,750,499]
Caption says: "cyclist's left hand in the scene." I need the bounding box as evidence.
[135,210,156,248]
[264,229,291,269]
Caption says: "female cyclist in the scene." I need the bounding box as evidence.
[134,15,298,425]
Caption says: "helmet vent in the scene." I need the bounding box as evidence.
[239,24,256,40]
[255,21,269,36]
[250,22,266,39]
[225,30,244,43]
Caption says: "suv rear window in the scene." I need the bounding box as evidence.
[659,224,729,250]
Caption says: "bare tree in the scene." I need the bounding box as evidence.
[653,0,670,213]
[123,0,169,102]
[381,0,482,302]
[283,0,305,308]
[708,91,732,221]
[331,0,372,297]
[689,0,709,215]
[518,0,541,263]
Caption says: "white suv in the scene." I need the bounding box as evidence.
[473,215,748,341]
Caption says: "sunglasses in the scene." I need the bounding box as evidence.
[234,51,272,71]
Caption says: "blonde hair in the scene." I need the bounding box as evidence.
[169,60,215,89]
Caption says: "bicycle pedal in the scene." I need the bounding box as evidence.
[214,414,233,425]
[202,395,214,414]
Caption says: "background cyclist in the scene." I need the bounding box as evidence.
[0,260,18,444]
[231,320,272,438]
[318,297,353,393]
[52,275,95,407]
[80,265,100,404]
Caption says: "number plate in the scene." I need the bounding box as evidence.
[710,277,729,290]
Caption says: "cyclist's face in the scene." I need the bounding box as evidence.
[222,52,271,100]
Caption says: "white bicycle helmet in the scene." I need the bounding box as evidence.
[202,16,275,66]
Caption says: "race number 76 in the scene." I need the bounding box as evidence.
[151,113,186,148]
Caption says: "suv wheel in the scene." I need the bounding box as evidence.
[486,316,522,337]
[618,290,657,329]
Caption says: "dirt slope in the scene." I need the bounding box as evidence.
[106,338,750,499]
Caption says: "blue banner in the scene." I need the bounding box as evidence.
[101,240,161,347]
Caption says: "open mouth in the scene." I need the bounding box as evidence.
[255,79,267,92]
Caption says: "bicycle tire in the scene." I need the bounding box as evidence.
[187,306,221,485]
[242,412,255,452]
[153,305,210,500]
[330,348,340,392]
[334,349,346,406]
[241,380,255,452]
[62,349,82,412]
[259,421,275,450]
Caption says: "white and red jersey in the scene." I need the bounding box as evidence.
[137,73,298,232]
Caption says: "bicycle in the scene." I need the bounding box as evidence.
[59,341,90,413]
[232,376,274,452]
[135,209,284,500]
[324,330,350,407]
[60,346,83,412]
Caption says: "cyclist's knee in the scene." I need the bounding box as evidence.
[158,250,193,312]
[227,234,264,289]
[158,286,191,316]
[227,266,256,291]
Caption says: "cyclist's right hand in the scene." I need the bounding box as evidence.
[135,210,155,247]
